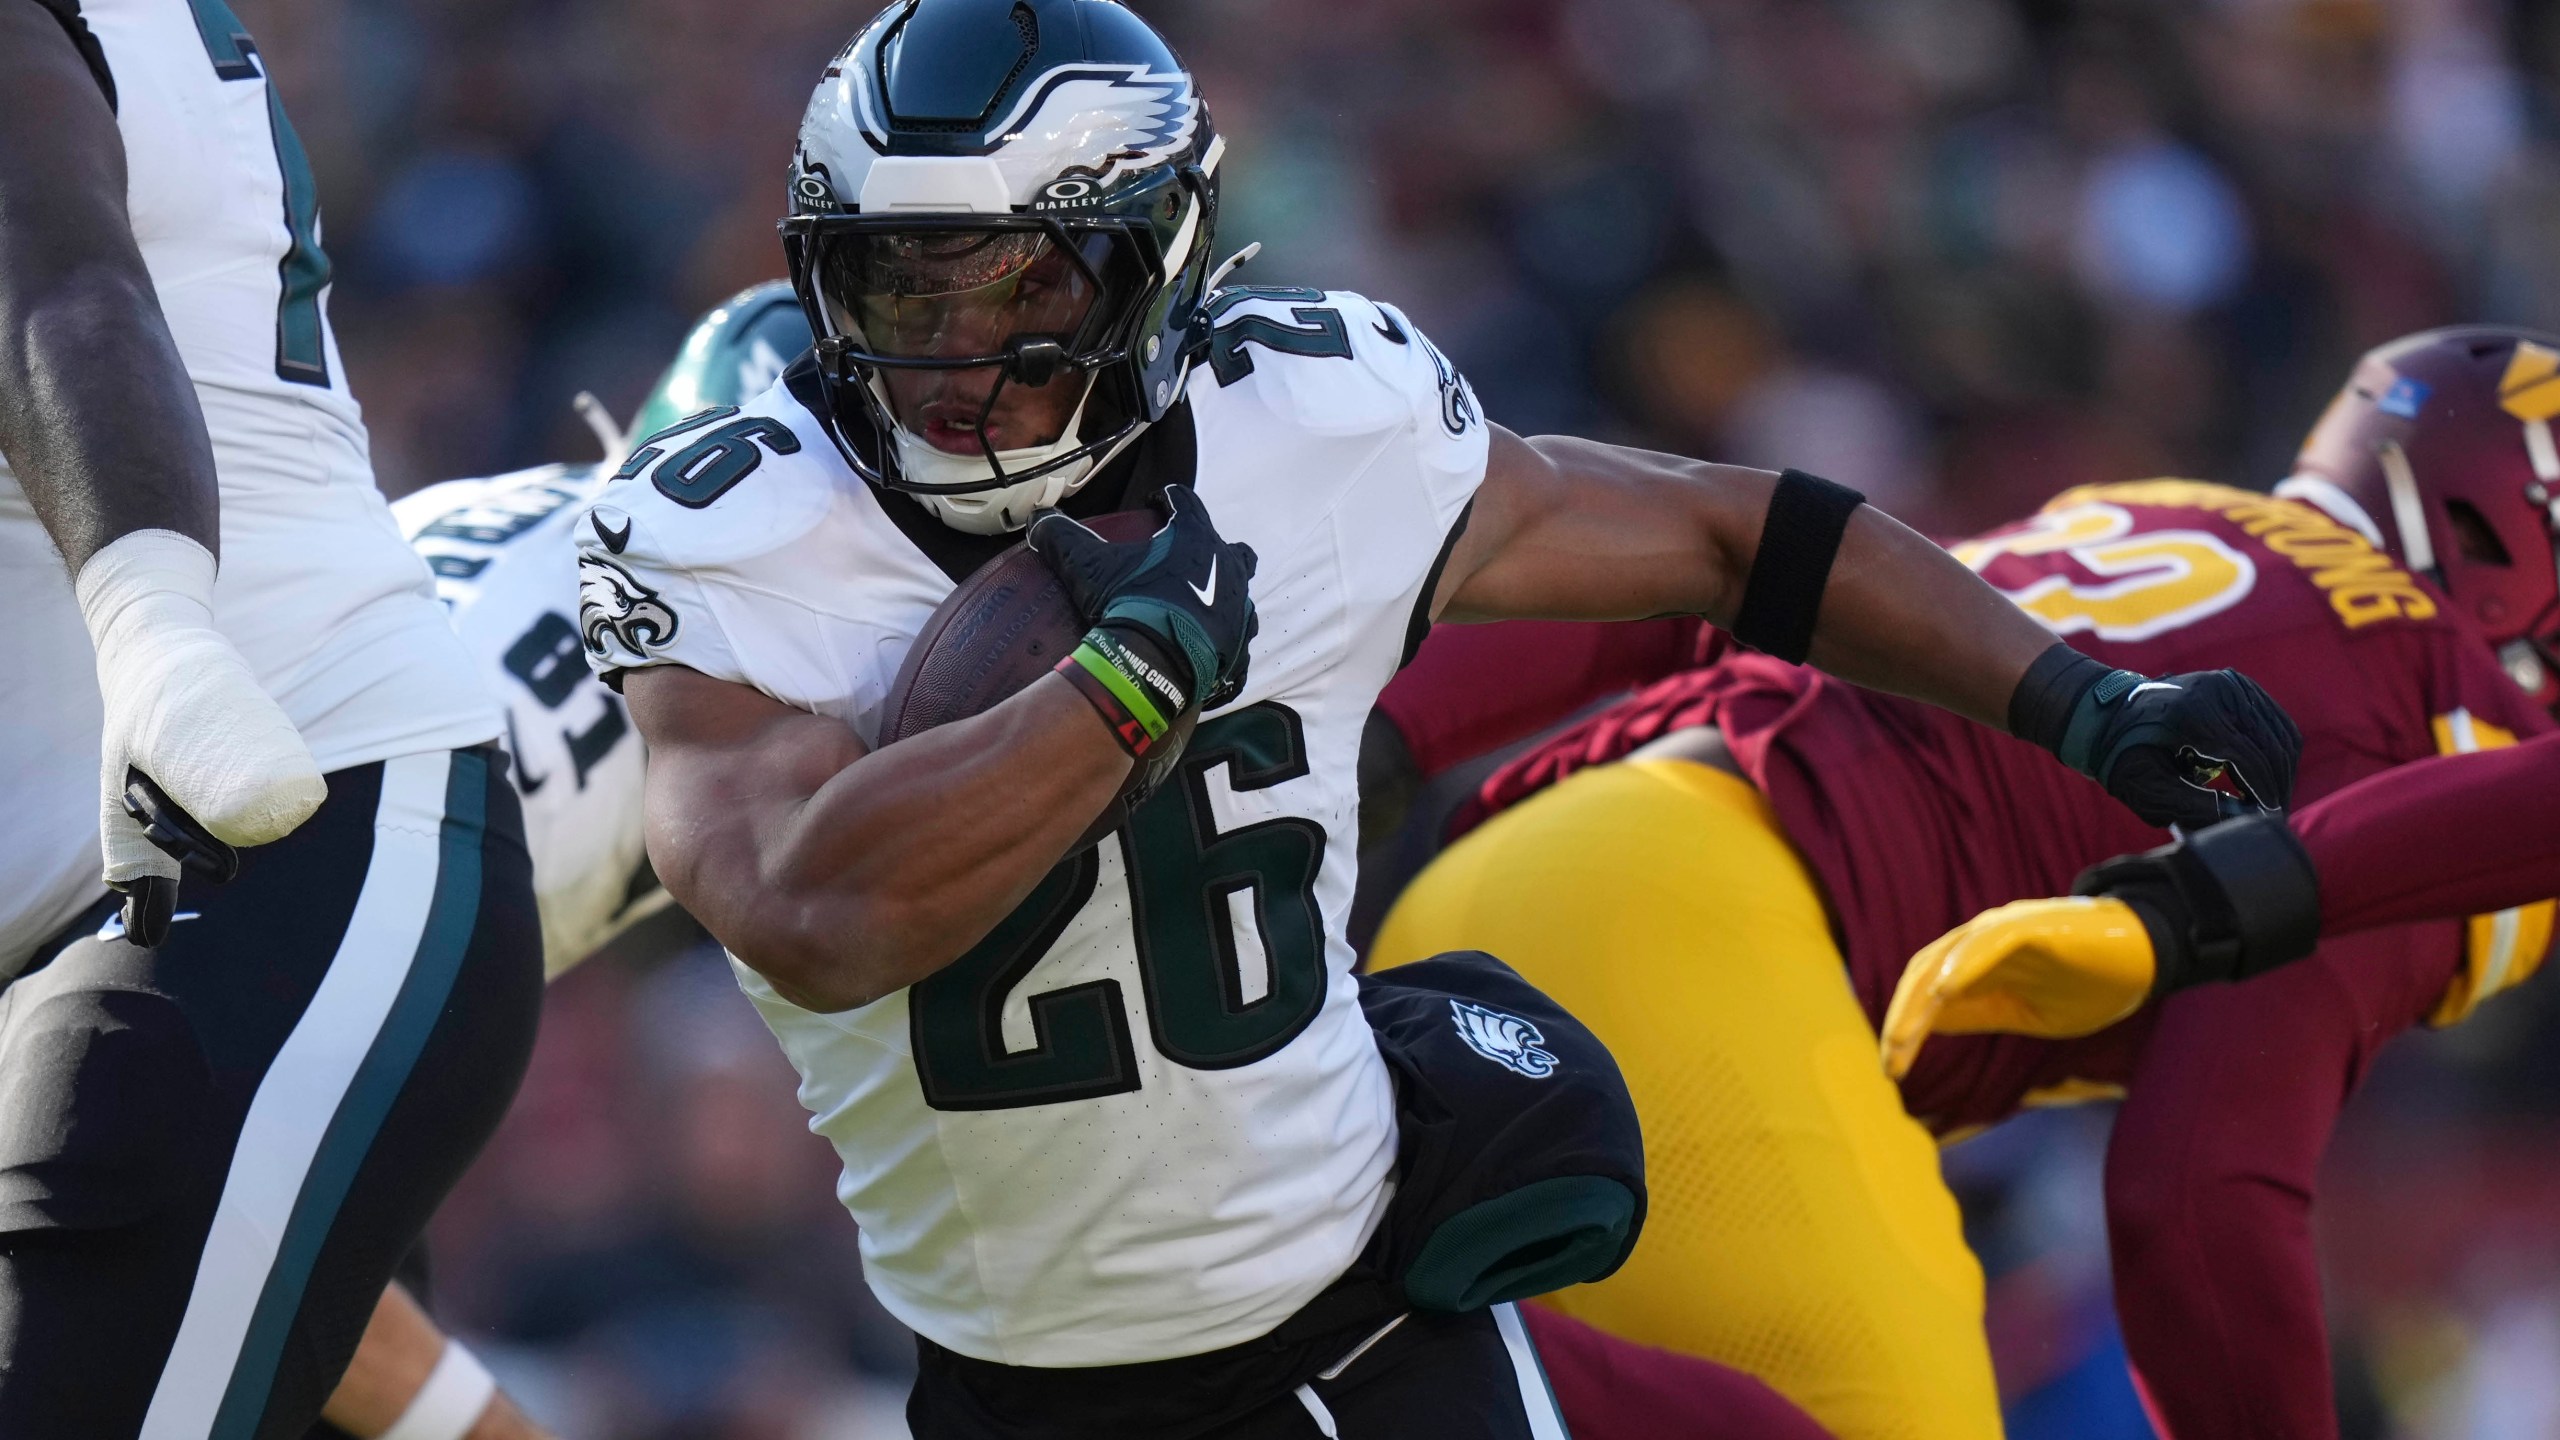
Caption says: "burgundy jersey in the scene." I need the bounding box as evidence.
[1474,480,2554,1133]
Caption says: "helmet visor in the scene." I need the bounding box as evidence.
[818,226,1119,364]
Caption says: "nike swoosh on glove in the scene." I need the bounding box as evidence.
[1030,485,1260,710]
[77,530,326,946]
[2010,644,2301,831]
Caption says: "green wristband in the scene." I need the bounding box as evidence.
[1055,628,1188,756]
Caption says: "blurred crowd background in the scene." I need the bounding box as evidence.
[231,0,2560,1435]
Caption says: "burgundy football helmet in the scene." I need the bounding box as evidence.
[2284,325,2560,710]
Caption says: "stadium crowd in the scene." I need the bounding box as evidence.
[227,0,2560,1434]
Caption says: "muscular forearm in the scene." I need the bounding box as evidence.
[1794,505,2056,730]
[1449,433,2050,732]
[657,674,1131,1011]
[0,7,220,568]
[2298,735,2560,936]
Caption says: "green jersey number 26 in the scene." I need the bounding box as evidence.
[910,703,1329,1111]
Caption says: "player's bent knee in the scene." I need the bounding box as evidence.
[0,985,218,1234]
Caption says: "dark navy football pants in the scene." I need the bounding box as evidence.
[0,748,541,1440]
[911,1299,1570,1439]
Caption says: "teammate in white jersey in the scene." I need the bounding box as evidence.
[0,5,541,1435]
[315,290,815,1440]
[384,283,814,982]
[581,3,2303,1435]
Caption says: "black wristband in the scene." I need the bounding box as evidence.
[2074,815,2322,993]
[2008,644,2112,768]
[1731,469,1864,666]
[2181,815,2322,981]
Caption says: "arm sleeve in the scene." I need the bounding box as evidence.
[2300,732,2560,936]
[2103,925,2449,1440]
[1375,616,1704,779]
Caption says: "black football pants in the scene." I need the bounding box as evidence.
[910,1299,1570,1440]
[0,747,542,1439]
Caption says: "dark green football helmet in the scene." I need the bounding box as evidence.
[781,0,1221,532]
[627,281,816,444]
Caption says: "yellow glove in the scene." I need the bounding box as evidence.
[1879,896,2157,1080]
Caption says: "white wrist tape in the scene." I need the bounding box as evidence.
[379,1338,498,1440]
[74,529,324,873]
[74,526,220,654]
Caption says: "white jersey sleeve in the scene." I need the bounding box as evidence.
[398,466,665,975]
[1182,287,1489,705]
[574,392,955,739]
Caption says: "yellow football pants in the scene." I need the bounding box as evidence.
[1372,759,2003,1440]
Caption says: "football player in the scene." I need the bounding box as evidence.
[1887,327,2560,1062]
[1370,325,2560,1440]
[319,284,817,1440]
[578,3,2298,1436]
[1882,731,2560,1065]
[390,283,818,978]
[0,2,542,1435]
[302,285,817,1440]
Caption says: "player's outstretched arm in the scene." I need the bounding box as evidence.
[0,2,324,944]
[626,665,1133,1013]
[1438,428,2051,726]
[1880,735,2560,1076]
[1438,426,2301,829]
[2296,732,2560,937]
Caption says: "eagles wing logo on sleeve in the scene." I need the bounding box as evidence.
[579,556,679,659]
[1450,999,1560,1079]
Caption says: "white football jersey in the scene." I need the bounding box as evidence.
[395,466,664,976]
[0,0,498,969]
[579,289,1487,1366]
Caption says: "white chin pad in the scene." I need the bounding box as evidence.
[898,434,1099,533]
[887,382,1102,533]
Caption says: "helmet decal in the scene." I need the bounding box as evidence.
[782,0,1220,530]
[2290,324,2560,711]
[845,62,1200,209]
[2499,341,2560,423]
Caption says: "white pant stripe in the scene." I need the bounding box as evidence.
[1492,1303,1571,1440]
[139,751,455,1440]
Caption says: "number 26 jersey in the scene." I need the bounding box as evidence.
[576,290,1487,1367]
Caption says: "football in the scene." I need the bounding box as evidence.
[879,508,1194,848]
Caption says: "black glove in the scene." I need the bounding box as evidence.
[1030,485,1260,716]
[2011,644,2301,830]
[111,767,241,947]
[2072,813,2323,995]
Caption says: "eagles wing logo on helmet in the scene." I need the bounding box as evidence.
[1450,999,1561,1079]
[578,556,679,659]
[851,63,1199,203]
